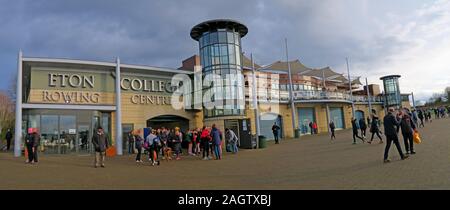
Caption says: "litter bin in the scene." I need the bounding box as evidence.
[258,135,267,149]
[294,129,301,138]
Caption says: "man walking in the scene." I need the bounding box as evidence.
[352,118,365,144]
[359,118,367,138]
[272,122,281,144]
[398,109,416,155]
[383,108,409,163]
[92,126,109,168]
[5,129,12,151]
[329,120,336,140]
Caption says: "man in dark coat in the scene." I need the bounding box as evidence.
[5,129,12,151]
[359,118,367,138]
[351,118,364,144]
[272,123,281,144]
[329,121,336,140]
[383,108,409,163]
[92,126,109,168]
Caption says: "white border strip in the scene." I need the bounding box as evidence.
[22,103,116,111]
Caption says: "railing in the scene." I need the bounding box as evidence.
[245,89,384,103]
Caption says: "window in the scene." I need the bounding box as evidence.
[209,32,218,44]
[227,32,234,43]
[218,32,227,43]
[41,115,59,142]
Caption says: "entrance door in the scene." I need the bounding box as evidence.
[224,120,240,146]
[298,108,315,135]
[77,124,90,154]
[147,115,189,132]
[355,110,365,121]
[330,107,345,129]
[259,113,283,140]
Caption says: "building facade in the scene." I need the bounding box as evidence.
[13,19,411,156]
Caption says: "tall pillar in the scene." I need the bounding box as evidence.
[365,78,372,117]
[251,54,260,148]
[14,51,23,157]
[115,57,123,155]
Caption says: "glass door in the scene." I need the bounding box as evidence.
[77,124,91,154]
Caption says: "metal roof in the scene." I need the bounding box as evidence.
[190,19,248,41]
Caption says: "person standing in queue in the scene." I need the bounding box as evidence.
[32,129,40,163]
[398,109,416,155]
[127,131,135,154]
[352,118,365,144]
[329,120,336,140]
[383,108,409,163]
[25,129,35,164]
[210,124,222,160]
[173,127,183,160]
[146,129,161,166]
[225,128,239,154]
[160,127,169,158]
[200,126,212,160]
[92,126,110,168]
[272,122,281,144]
[194,128,201,155]
[134,130,144,163]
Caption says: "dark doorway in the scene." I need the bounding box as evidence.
[146,115,189,132]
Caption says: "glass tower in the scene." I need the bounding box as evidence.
[191,19,248,118]
[380,75,402,108]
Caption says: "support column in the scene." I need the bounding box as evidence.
[365,78,372,117]
[14,51,23,157]
[115,57,123,155]
[250,54,260,148]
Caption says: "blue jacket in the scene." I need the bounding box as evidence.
[210,128,222,145]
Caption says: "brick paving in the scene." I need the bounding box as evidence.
[0,117,449,190]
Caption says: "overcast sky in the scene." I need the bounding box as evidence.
[0,0,449,101]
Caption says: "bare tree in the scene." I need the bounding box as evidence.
[0,91,15,138]
[7,73,16,104]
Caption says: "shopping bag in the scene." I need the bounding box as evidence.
[413,130,421,144]
[106,146,116,157]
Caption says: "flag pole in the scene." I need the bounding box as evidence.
[285,38,297,138]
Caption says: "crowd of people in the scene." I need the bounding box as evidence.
[123,124,239,167]
[333,105,450,163]
[3,105,448,167]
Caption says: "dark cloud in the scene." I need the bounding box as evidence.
[0,0,442,100]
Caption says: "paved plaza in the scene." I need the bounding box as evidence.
[1,118,449,190]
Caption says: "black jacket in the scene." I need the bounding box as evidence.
[399,115,415,135]
[5,131,12,140]
[351,120,359,132]
[359,119,367,129]
[383,112,401,137]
